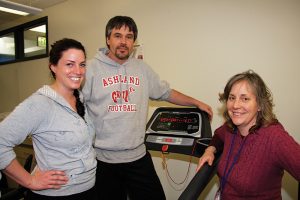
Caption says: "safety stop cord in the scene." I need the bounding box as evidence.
[160,142,197,190]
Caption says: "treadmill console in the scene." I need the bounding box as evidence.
[146,111,202,138]
[145,107,212,157]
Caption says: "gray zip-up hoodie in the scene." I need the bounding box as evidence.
[0,85,96,196]
[82,48,171,163]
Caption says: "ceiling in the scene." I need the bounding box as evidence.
[0,0,67,26]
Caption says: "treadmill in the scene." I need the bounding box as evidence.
[145,107,220,200]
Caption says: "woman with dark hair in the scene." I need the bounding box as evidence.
[197,70,300,199]
[0,38,96,200]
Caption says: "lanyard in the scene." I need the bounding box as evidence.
[220,129,247,193]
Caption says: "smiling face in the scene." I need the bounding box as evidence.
[50,48,86,93]
[227,80,260,136]
[106,25,135,64]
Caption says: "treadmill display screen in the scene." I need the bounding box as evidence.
[150,112,200,134]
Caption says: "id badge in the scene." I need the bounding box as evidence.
[214,188,221,200]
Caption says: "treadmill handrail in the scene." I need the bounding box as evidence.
[178,153,221,200]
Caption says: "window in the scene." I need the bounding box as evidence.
[0,32,15,63]
[0,17,48,65]
[24,24,47,57]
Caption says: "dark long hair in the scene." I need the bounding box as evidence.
[219,70,278,132]
[49,38,86,119]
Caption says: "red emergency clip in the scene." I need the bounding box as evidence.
[162,144,169,153]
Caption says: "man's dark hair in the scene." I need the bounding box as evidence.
[105,16,138,48]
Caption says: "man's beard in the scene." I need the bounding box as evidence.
[115,45,130,60]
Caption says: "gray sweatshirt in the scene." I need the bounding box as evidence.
[0,85,96,196]
[82,48,171,163]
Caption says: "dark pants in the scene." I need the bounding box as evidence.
[96,151,166,200]
[26,186,96,200]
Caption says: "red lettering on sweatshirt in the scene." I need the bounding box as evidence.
[102,75,140,87]
[111,86,135,103]
[108,104,137,112]
[112,90,129,103]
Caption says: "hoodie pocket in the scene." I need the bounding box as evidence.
[95,117,144,151]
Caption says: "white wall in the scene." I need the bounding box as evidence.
[0,0,299,199]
